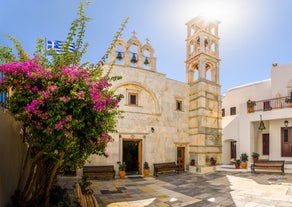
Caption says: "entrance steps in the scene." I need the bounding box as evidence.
[216,163,292,173]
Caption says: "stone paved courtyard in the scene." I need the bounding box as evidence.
[59,170,292,206]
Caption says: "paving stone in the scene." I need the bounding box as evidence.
[58,169,292,206]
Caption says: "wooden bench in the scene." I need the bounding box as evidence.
[83,165,115,180]
[153,162,179,177]
[251,160,285,174]
[75,183,99,207]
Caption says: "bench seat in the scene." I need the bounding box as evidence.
[83,165,115,180]
[251,160,285,174]
[153,162,178,177]
[75,183,99,207]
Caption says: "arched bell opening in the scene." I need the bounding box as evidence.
[143,50,150,69]
[129,45,138,67]
[205,62,217,83]
[115,45,124,65]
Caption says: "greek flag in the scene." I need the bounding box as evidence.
[47,40,76,53]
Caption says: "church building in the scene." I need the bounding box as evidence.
[86,16,222,176]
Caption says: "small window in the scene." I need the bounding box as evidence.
[176,100,182,111]
[284,129,289,142]
[230,107,236,115]
[222,108,225,117]
[128,93,138,105]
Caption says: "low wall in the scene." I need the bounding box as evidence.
[0,110,25,207]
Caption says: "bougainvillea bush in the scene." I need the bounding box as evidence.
[0,2,127,206]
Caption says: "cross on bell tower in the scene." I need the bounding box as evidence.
[186,16,222,173]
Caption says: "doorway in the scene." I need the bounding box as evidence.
[281,127,292,157]
[230,141,236,159]
[262,133,269,155]
[177,147,185,171]
[123,139,142,175]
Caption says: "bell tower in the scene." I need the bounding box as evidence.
[186,16,222,173]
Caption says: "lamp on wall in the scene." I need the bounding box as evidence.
[284,120,289,127]
[151,127,155,133]
[258,115,266,131]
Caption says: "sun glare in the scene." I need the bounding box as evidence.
[181,0,240,26]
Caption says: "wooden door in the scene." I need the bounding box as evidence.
[262,134,269,155]
[281,127,292,157]
[177,147,185,171]
[123,139,142,175]
[230,141,236,159]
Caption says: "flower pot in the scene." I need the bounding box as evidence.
[248,107,254,113]
[241,161,247,169]
[235,164,240,169]
[119,171,126,179]
[253,157,259,162]
[144,169,149,177]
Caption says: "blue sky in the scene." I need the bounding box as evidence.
[1,0,292,93]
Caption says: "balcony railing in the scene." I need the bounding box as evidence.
[0,101,9,110]
[247,96,292,113]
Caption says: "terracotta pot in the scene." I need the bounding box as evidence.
[190,160,195,166]
[248,107,254,113]
[119,171,126,179]
[144,169,149,177]
[253,157,259,162]
[241,161,247,169]
[235,164,240,169]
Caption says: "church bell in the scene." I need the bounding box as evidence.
[130,53,137,63]
[116,51,123,60]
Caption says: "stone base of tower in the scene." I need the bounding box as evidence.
[196,166,216,174]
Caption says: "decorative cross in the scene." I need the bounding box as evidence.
[132,30,137,37]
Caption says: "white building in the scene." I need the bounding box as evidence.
[222,63,292,165]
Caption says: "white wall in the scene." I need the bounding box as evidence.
[0,111,24,207]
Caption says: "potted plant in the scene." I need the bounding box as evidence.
[234,159,241,169]
[117,161,126,179]
[190,159,195,166]
[143,161,150,177]
[189,159,196,173]
[252,152,259,161]
[240,153,248,169]
[285,97,292,107]
[210,157,216,166]
[247,99,256,113]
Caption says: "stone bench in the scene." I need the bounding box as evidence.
[251,160,285,174]
[83,165,115,180]
[75,183,99,207]
[153,162,179,177]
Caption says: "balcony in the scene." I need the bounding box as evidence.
[247,96,292,113]
[0,101,9,110]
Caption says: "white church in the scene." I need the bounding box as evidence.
[87,16,222,175]
[88,15,292,176]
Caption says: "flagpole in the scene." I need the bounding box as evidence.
[44,37,47,57]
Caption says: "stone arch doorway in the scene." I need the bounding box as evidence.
[122,139,142,175]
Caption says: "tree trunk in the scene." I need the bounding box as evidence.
[21,151,44,201]
[45,151,65,207]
